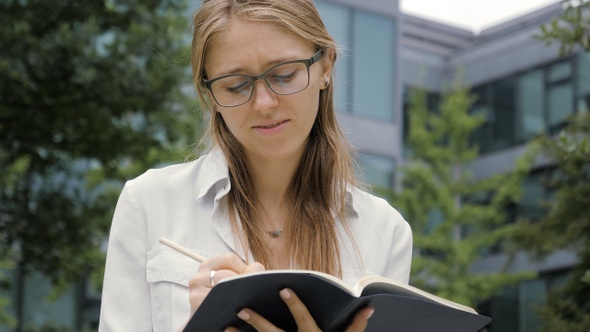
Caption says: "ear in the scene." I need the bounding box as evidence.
[320,49,334,89]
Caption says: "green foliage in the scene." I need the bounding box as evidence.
[529,2,590,325]
[0,0,199,327]
[511,113,590,330]
[538,0,590,55]
[0,258,17,328]
[393,73,536,308]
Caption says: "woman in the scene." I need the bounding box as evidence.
[99,0,412,331]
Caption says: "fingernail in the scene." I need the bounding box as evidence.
[237,309,250,320]
[366,307,375,320]
[280,288,291,299]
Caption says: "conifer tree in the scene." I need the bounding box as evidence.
[508,1,590,329]
[538,0,590,55]
[393,74,537,308]
[511,114,590,331]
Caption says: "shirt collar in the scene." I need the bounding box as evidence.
[195,148,358,216]
[195,147,231,201]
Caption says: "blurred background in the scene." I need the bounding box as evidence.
[1,0,588,331]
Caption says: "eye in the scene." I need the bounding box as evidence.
[269,71,296,83]
[268,64,301,84]
[221,77,252,94]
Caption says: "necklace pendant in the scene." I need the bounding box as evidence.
[269,230,282,238]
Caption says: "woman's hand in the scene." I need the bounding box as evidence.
[224,288,374,332]
[187,252,265,316]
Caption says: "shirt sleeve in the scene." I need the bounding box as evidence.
[99,181,152,331]
[384,217,413,284]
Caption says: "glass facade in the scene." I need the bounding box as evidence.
[479,269,570,332]
[576,52,590,113]
[469,55,590,154]
[315,1,350,112]
[516,70,545,141]
[351,11,395,120]
[0,267,99,331]
[317,1,397,121]
[317,1,398,190]
[401,87,440,157]
[357,153,396,188]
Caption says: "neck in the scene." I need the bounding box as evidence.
[249,154,301,207]
[247,154,301,234]
[254,162,294,216]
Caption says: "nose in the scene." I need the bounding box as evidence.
[251,79,279,113]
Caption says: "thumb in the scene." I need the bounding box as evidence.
[243,262,266,275]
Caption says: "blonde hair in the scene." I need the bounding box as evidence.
[191,0,357,276]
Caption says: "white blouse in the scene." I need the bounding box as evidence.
[98,149,413,331]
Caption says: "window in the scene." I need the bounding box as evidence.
[547,83,574,132]
[357,153,395,189]
[480,269,571,332]
[470,85,493,153]
[351,11,395,121]
[547,60,574,133]
[316,3,396,121]
[316,2,351,113]
[402,86,440,156]
[471,57,582,154]
[516,70,545,141]
[518,171,550,221]
[576,52,590,114]
[491,78,516,150]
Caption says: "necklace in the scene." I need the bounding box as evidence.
[268,230,283,238]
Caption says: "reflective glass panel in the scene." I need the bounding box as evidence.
[548,82,574,132]
[491,78,516,150]
[358,153,395,188]
[577,53,590,113]
[316,2,351,113]
[352,10,395,121]
[516,70,545,141]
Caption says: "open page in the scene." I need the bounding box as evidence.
[355,276,476,313]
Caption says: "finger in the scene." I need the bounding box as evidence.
[344,306,374,332]
[279,288,321,332]
[187,252,247,315]
[237,308,283,332]
[207,262,265,289]
[243,262,265,275]
[188,267,244,314]
[223,327,242,332]
[200,252,250,273]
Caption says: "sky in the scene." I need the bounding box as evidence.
[399,0,561,34]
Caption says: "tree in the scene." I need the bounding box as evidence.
[390,74,537,308]
[0,0,198,328]
[510,114,590,331]
[505,2,590,330]
[538,0,590,55]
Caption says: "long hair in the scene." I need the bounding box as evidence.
[191,0,357,276]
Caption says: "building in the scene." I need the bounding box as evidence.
[3,0,588,331]
[322,0,587,331]
[399,3,587,331]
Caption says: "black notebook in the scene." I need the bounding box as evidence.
[184,270,491,332]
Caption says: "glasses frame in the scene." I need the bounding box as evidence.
[202,49,324,107]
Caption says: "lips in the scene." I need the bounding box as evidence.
[254,120,288,129]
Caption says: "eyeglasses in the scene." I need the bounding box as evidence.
[202,49,323,107]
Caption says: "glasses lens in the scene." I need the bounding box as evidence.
[208,61,310,107]
[266,62,309,95]
[210,75,253,107]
